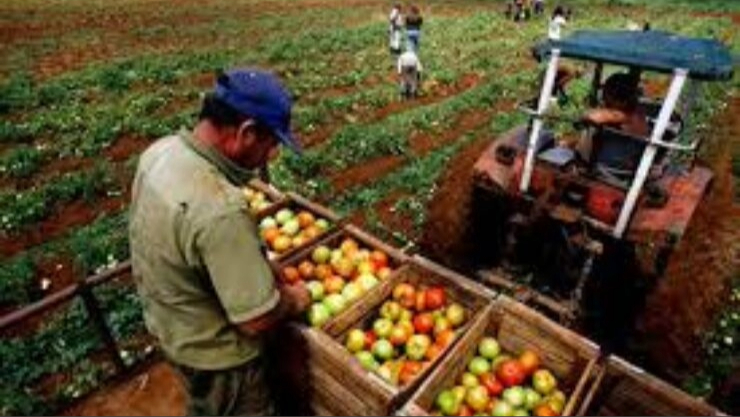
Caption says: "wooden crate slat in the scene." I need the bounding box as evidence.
[586,356,721,416]
[247,178,285,202]
[310,364,371,415]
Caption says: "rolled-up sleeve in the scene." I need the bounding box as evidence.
[196,209,280,324]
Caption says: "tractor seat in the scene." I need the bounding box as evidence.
[590,128,650,185]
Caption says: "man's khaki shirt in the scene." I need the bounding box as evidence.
[129,129,279,370]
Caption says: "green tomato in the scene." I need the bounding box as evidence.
[478,337,501,360]
[436,390,460,416]
[468,356,492,376]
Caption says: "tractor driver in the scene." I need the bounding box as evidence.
[563,72,649,161]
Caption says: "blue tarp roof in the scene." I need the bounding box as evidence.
[534,30,735,81]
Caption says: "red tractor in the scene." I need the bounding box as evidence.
[471,30,734,330]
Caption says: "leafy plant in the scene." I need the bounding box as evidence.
[0,255,38,307]
[684,278,740,405]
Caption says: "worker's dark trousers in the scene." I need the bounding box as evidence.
[173,357,275,416]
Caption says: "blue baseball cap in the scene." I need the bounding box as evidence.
[214,68,302,153]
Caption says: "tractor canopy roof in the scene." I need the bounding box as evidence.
[534,30,735,81]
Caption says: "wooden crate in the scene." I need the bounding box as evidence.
[577,355,722,416]
[400,296,599,416]
[301,256,496,416]
[276,224,411,333]
[255,192,343,264]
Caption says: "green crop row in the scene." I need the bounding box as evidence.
[0,211,130,308]
[0,282,145,416]
[0,162,116,232]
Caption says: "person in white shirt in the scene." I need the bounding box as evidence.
[397,49,423,99]
[389,4,404,56]
[548,6,567,40]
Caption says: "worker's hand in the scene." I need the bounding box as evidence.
[279,282,311,316]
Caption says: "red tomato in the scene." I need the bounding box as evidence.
[370,250,389,269]
[413,313,434,334]
[364,330,377,350]
[496,360,527,387]
[399,361,423,385]
[425,287,447,310]
[479,372,504,396]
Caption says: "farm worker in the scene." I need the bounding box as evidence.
[405,5,424,52]
[129,68,310,416]
[389,3,404,56]
[565,72,649,158]
[551,64,577,105]
[534,0,545,15]
[548,5,567,40]
[397,48,423,99]
[582,73,648,137]
[513,0,524,21]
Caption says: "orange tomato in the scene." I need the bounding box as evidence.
[282,266,301,284]
[399,361,423,385]
[262,227,281,245]
[297,211,315,228]
[340,238,359,255]
[425,343,444,361]
[415,290,428,312]
[314,264,333,281]
[303,225,322,240]
[435,329,456,347]
[297,261,315,279]
[458,405,473,417]
[534,404,558,417]
[519,349,541,375]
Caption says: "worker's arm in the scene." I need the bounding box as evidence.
[195,207,310,338]
[582,108,626,127]
[236,282,310,336]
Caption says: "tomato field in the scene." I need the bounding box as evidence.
[1,0,739,414]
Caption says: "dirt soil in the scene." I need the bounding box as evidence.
[418,136,494,269]
[63,362,186,416]
[635,96,740,379]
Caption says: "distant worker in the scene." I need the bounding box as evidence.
[397,48,423,99]
[389,3,404,56]
[129,68,310,416]
[548,6,567,40]
[534,0,545,15]
[405,5,424,52]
